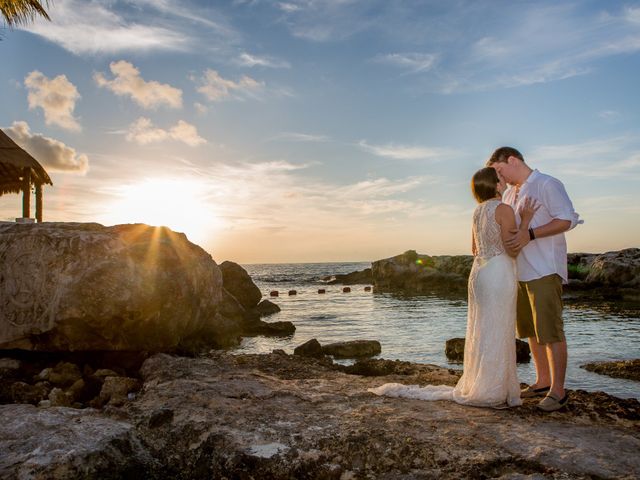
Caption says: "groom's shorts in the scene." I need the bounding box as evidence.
[517,274,565,344]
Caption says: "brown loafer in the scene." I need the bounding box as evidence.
[537,392,569,412]
[520,385,550,398]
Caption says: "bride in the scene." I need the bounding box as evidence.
[369,167,537,408]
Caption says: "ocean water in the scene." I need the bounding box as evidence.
[235,262,640,400]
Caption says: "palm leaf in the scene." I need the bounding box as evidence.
[0,0,51,27]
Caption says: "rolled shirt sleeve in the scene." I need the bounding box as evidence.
[542,177,582,229]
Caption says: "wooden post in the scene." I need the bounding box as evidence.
[35,183,43,222]
[22,168,31,219]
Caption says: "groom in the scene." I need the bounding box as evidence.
[487,147,581,412]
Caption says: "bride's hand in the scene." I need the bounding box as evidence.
[518,197,539,225]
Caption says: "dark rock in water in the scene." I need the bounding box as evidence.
[288,290,297,296]
[326,268,373,285]
[322,340,381,359]
[247,320,295,337]
[582,359,640,381]
[219,261,262,310]
[445,337,530,364]
[0,222,241,352]
[253,299,281,317]
[294,338,323,357]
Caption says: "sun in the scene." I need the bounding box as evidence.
[105,178,220,244]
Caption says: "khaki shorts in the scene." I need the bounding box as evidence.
[517,274,565,344]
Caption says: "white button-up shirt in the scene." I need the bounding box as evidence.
[503,170,582,284]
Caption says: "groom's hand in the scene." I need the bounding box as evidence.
[507,228,530,251]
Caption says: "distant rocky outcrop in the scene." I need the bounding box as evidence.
[372,250,472,295]
[322,340,381,358]
[325,268,373,285]
[369,248,640,301]
[445,337,531,364]
[581,359,640,382]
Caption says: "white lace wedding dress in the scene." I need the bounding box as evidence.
[369,199,522,407]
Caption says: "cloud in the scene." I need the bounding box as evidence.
[94,61,183,109]
[20,0,190,55]
[24,71,81,131]
[358,140,453,160]
[372,53,438,74]
[4,121,88,173]
[272,132,329,142]
[237,52,291,68]
[126,117,206,147]
[194,102,209,114]
[195,69,264,101]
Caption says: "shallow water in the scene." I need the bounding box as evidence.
[235,262,640,400]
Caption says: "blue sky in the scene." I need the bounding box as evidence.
[1,0,639,263]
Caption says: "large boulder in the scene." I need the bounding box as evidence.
[219,261,262,310]
[326,268,373,285]
[584,249,640,288]
[0,222,241,352]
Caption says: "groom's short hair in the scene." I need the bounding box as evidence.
[486,146,524,166]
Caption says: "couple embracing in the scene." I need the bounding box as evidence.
[371,146,581,412]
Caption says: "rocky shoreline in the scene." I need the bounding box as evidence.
[581,359,640,382]
[2,351,639,479]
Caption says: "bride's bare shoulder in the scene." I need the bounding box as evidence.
[494,202,515,222]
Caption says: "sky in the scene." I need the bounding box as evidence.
[1,0,639,264]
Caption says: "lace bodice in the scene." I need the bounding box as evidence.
[473,199,505,259]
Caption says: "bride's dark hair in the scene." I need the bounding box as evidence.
[471,167,499,203]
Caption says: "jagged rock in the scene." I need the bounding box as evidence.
[253,299,281,317]
[584,249,640,287]
[37,361,82,387]
[49,387,74,407]
[294,338,324,357]
[0,222,241,352]
[0,354,639,479]
[0,404,152,478]
[582,359,640,381]
[93,368,120,379]
[445,337,530,363]
[322,340,382,359]
[9,381,50,405]
[219,261,262,310]
[98,376,142,407]
[326,268,373,285]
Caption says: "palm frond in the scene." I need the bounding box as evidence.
[0,0,51,27]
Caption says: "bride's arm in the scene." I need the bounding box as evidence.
[472,229,477,256]
[495,204,519,257]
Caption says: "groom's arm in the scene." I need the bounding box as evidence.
[506,219,571,251]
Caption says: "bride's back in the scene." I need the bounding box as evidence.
[473,199,505,259]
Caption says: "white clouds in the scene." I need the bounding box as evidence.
[94,61,183,109]
[5,121,88,174]
[237,52,291,68]
[195,69,264,101]
[21,0,190,55]
[24,71,81,131]
[273,132,329,142]
[126,117,206,147]
[358,141,453,161]
[373,53,438,74]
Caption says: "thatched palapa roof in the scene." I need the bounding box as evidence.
[0,128,53,196]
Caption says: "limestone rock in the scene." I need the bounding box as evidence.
[99,376,142,407]
[584,248,640,287]
[372,250,472,294]
[219,261,262,310]
[38,361,82,387]
[294,338,324,357]
[322,340,382,359]
[0,404,152,478]
[582,359,640,381]
[445,337,530,364]
[0,222,240,352]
